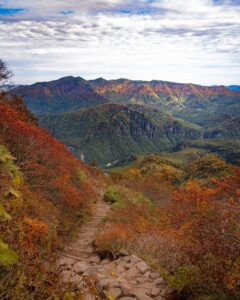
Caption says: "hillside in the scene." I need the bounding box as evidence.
[0,94,104,298]
[39,103,201,166]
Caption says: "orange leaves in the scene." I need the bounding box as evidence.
[0,100,98,209]
[23,217,49,238]
[96,223,130,251]
[22,217,49,255]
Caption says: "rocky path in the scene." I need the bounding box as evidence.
[57,199,171,299]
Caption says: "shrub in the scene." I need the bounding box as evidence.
[104,186,122,204]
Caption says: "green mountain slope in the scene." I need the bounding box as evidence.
[39,103,202,166]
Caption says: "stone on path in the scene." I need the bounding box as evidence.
[119,249,130,256]
[136,261,150,274]
[106,287,122,298]
[58,198,170,299]
[73,262,89,274]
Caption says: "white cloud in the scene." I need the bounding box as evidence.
[0,0,239,84]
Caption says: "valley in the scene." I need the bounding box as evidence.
[10,76,240,167]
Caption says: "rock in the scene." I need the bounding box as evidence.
[83,266,99,276]
[124,262,133,269]
[154,278,164,285]
[57,257,76,268]
[89,255,101,264]
[149,272,159,279]
[101,258,111,265]
[136,276,150,284]
[116,264,126,273]
[70,274,82,286]
[131,290,154,300]
[61,270,73,283]
[160,287,173,297]
[122,256,131,263]
[97,278,110,289]
[136,261,150,274]
[119,249,129,256]
[106,288,122,298]
[130,255,142,264]
[151,287,161,296]
[73,262,89,274]
[77,280,87,289]
[110,281,121,288]
[125,266,139,281]
[128,280,138,285]
[120,284,132,296]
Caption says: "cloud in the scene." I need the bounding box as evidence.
[0,0,239,85]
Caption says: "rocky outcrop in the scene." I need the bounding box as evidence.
[57,199,171,299]
[57,252,171,299]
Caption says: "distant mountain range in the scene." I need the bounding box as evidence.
[10,76,240,166]
[226,85,240,91]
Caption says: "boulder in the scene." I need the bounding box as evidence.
[136,261,150,274]
[61,270,73,283]
[57,257,76,268]
[73,262,89,274]
[83,266,99,276]
[130,255,142,264]
[119,249,130,256]
[125,266,140,281]
[122,256,131,263]
[149,272,159,279]
[116,264,126,273]
[151,287,161,296]
[101,258,111,265]
[106,288,122,298]
[89,255,101,264]
[120,284,132,296]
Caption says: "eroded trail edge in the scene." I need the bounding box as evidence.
[57,199,171,300]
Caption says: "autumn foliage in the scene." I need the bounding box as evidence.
[97,163,240,298]
[0,94,103,298]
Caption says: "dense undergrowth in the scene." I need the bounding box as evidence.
[0,94,104,299]
[96,154,240,299]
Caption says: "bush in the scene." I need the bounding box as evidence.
[104,186,122,204]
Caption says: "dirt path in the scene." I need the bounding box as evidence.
[57,199,171,299]
[62,199,110,262]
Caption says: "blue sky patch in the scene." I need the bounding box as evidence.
[60,10,75,15]
[0,8,26,15]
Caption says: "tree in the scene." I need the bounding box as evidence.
[0,59,13,84]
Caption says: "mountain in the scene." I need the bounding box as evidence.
[203,116,240,138]
[11,76,240,116]
[89,78,240,116]
[39,103,201,166]
[226,85,240,91]
[0,84,21,91]
[11,76,240,166]
[11,76,108,114]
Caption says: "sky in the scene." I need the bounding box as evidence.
[0,0,239,85]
